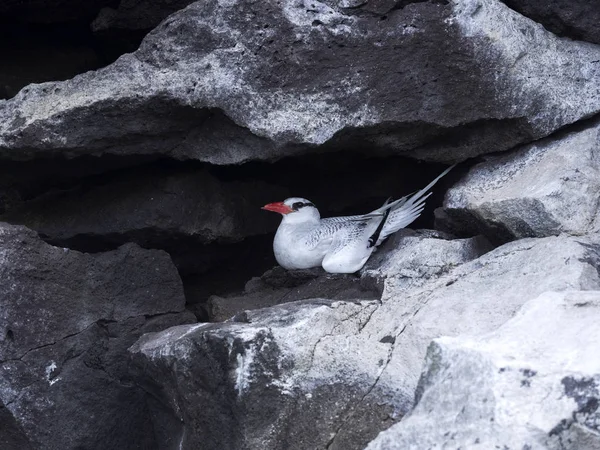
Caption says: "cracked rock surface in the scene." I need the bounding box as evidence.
[366,290,600,449]
[128,231,600,449]
[0,223,195,450]
[502,0,600,45]
[440,117,600,242]
[2,0,600,163]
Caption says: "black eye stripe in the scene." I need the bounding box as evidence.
[292,202,315,210]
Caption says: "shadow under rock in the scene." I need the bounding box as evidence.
[207,266,382,322]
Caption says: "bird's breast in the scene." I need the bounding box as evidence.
[273,224,327,270]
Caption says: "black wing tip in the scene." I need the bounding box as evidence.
[367,207,392,248]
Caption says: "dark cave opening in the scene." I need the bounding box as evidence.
[0,151,468,321]
[0,7,147,100]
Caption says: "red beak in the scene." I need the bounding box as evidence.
[261,202,294,215]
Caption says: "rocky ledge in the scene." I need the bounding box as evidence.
[2,0,600,163]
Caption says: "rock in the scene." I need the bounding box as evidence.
[131,299,384,450]
[0,223,195,450]
[208,266,380,321]
[502,0,600,45]
[362,229,493,290]
[2,0,600,163]
[0,403,33,450]
[128,232,600,449]
[1,166,288,252]
[440,118,600,242]
[366,290,600,450]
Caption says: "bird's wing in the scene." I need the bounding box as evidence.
[302,219,347,251]
[321,220,377,273]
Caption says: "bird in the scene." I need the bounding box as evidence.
[261,164,456,274]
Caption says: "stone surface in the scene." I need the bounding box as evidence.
[0,403,33,450]
[127,231,600,449]
[208,266,380,322]
[440,118,600,242]
[1,0,600,163]
[1,166,288,249]
[362,229,493,290]
[366,290,600,450]
[0,223,195,450]
[502,0,600,45]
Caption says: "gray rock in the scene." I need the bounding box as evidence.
[362,229,493,290]
[0,403,33,450]
[366,290,600,450]
[1,166,288,248]
[357,234,600,422]
[440,118,600,242]
[2,0,600,163]
[208,266,380,322]
[129,232,600,449]
[0,223,195,450]
[502,0,600,45]
[131,299,385,450]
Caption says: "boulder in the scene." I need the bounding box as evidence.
[502,0,600,45]
[1,0,600,163]
[129,232,600,449]
[362,229,493,290]
[366,290,600,450]
[440,118,600,242]
[0,223,195,450]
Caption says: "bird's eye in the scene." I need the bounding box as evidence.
[292,202,315,211]
[291,201,315,210]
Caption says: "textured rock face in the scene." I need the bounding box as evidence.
[129,232,600,449]
[0,223,195,450]
[440,118,600,242]
[208,266,380,322]
[366,290,600,450]
[2,0,600,163]
[502,0,600,45]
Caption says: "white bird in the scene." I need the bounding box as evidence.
[262,164,456,274]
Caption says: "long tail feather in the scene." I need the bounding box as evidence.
[376,164,456,245]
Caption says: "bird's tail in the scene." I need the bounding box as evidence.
[375,164,457,245]
[347,196,401,221]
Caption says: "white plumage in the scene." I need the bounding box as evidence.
[262,164,455,273]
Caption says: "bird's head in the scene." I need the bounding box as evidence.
[262,197,320,223]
